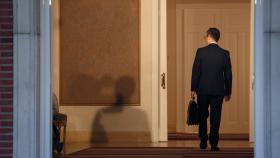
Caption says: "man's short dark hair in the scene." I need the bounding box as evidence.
[207,28,220,42]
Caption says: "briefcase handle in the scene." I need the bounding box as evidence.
[191,91,196,100]
[191,96,195,100]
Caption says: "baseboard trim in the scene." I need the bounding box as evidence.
[66,131,151,143]
[168,132,249,140]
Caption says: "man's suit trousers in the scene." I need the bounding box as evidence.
[197,95,224,147]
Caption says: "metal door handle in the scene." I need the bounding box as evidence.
[161,73,166,89]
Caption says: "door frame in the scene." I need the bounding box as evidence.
[39,0,52,157]
[158,0,168,142]
[38,0,167,152]
[39,0,167,147]
[33,0,167,156]
[13,0,275,157]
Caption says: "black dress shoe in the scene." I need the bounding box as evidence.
[211,146,220,151]
[200,141,207,150]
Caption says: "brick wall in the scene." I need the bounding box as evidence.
[0,0,13,157]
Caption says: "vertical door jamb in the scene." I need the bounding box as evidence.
[159,0,168,141]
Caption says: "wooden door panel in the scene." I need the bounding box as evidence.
[183,10,216,133]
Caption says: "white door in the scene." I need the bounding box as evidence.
[175,3,250,134]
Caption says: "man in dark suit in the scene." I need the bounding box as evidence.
[191,28,232,151]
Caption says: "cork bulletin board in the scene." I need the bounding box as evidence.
[59,0,140,105]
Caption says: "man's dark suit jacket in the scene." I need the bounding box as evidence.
[191,43,232,96]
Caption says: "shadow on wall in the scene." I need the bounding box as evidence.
[89,76,149,143]
[64,73,149,143]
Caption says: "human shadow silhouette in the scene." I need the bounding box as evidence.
[65,74,149,144]
[90,76,135,143]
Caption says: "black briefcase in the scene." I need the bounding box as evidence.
[186,98,199,125]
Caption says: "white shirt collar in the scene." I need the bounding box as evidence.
[210,41,218,44]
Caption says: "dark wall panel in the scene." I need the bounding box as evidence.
[60,0,140,105]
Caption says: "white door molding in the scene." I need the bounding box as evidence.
[39,0,52,158]
[13,0,41,157]
[249,0,255,142]
[151,0,168,142]
[254,0,269,157]
[159,0,168,141]
[13,0,52,158]
[151,0,160,142]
